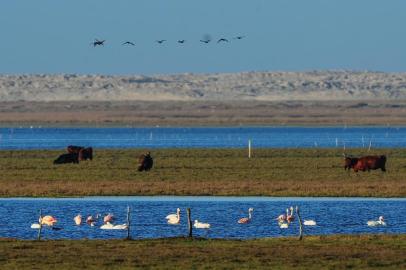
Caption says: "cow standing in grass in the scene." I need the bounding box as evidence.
[138,152,153,172]
[344,155,359,171]
[353,155,387,172]
[67,145,93,161]
[54,153,79,164]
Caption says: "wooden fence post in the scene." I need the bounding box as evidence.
[248,139,252,159]
[126,206,131,240]
[37,209,42,241]
[187,208,192,238]
[295,206,303,241]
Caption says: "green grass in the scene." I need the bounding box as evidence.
[0,235,405,269]
[0,148,405,197]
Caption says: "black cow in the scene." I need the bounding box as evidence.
[67,145,84,154]
[67,145,93,161]
[138,152,153,172]
[53,153,79,164]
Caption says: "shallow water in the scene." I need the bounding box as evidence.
[0,126,405,149]
[0,197,404,240]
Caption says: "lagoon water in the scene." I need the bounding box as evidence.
[0,197,405,240]
[1,128,405,240]
[0,126,405,149]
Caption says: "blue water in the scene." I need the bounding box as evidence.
[0,197,404,240]
[0,126,404,149]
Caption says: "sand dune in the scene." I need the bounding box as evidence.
[1,71,406,102]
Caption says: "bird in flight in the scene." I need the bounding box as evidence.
[200,39,211,44]
[177,40,186,44]
[233,36,245,40]
[156,40,166,44]
[92,39,105,47]
[122,41,135,46]
[217,38,229,43]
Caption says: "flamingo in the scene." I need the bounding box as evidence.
[103,213,114,224]
[40,215,57,226]
[166,208,180,225]
[276,208,289,222]
[86,215,99,226]
[74,214,82,225]
[238,208,254,224]
[286,206,295,223]
[367,216,386,227]
[194,220,210,229]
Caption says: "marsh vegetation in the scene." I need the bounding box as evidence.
[0,148,405,197]
[0,235,405,269]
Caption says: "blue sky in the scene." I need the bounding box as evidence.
[0,0,405,75]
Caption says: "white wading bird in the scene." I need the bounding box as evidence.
[166,208,181,225]
[367,216,386,227]
[194,220,210,229]
[238,208,254,224]
[100,222,128,230]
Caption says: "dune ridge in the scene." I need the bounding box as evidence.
[1,71,406,102]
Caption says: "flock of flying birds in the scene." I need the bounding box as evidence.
[91,35,245,47]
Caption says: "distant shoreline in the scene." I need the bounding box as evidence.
[1,100,406,126]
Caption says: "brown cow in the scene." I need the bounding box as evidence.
[353,155,386,172]
[138,152,153,172]
[344,156,359,171]
[79,147,93,161]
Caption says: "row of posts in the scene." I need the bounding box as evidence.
[37,206,303,241]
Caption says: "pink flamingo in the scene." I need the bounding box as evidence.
[40,215,57,226]
[276,208,289,222]
[86,215,98,226]
[104,213,114,224]
[286,207,295,223]
[74,214,82,225]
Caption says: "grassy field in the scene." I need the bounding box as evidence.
[0,235,405,269]
[0,148,405,197]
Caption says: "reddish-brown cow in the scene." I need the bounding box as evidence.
[138,152,153,172]
[353,155,386,172]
